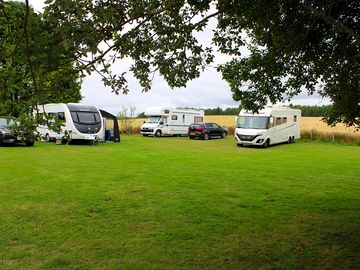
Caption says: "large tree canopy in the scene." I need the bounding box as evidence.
[0,1,81,118]
[2,0,360,128]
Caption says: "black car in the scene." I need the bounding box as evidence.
[0,117,35,146]
[188,122,227,140]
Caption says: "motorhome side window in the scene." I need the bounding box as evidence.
[282,117,287,124]
[276,117,282,126]
[171,115,177,120]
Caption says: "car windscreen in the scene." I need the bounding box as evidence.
[146,116,162,123]
[190,123,205,128]
[71,111,101,124]
[0,118,15,126]
[237,116,269,129]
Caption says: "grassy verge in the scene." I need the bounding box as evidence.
[0,136,359,269]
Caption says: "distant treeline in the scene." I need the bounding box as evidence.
[289,105,332,117]
[136,105,332,118]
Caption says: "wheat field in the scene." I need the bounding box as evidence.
[118,116,357,132]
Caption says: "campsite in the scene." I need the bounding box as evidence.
[1,136,359,269]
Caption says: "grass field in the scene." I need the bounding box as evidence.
[1,137,360,269]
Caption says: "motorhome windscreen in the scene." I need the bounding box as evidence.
[71,111,101,124]
[237,116,269,129]
[146,116,161,123]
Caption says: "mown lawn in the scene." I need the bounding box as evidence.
[0,136,359,269]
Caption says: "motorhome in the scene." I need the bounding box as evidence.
[36,103,104,143]
[140,107,204,137]
[234,106,301,147]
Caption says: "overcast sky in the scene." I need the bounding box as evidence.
[28,1,330,115]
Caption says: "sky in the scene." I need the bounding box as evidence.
[28,0,330,115]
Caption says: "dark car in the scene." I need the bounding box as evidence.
[0,117,35,146]
[188,122,227,140]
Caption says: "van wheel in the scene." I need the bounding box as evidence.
[221,131,227,138]
[263,139,270,148]
[45,134,50,142]
[155,130,162,138]
[203,133,209,140]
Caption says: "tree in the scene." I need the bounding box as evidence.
[0,1,81,122]
[117,106,137,134]
[3,1,359,129]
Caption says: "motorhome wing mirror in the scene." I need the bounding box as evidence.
[159,121,164,125]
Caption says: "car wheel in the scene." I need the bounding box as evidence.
[26,140,34,146]
[189,136,194,139]
[155,130,162,138]
[263,139,270,148]
[203,133,209,140]
[221,131,227,138]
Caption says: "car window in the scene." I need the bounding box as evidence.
[212,123,220,128]
[205,123,214,128]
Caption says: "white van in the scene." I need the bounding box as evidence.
[36,103,104,143]
[235,106,301,147]
[140,107,204,137]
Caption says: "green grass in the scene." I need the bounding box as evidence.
[0,136,359,269]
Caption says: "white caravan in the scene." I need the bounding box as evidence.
[140,107,204,137]
[234,106,301,147]
[36,103,104,142]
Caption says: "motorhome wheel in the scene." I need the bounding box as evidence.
[263,139,270,148]
[155,130,162,137]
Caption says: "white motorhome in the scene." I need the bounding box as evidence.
[140,107,204,137]
[234,106,301,147]
[36,103,104,143]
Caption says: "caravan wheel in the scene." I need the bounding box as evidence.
[155,130,162,138]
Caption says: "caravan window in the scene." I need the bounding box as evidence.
[282,117,287,124]
[294,115,297,122]
[58,112,65,121]
[194,116,203,123]
[71,111,101,124]
[77,112,97,124]
[171,115,178,120]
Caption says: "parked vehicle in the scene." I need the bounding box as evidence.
[0,117,35,146]
[36,103,104,143]
[234,106,301,147]
[188,122,227,140]
[140,107,204,137]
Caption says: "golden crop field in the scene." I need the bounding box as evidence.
[111,116,359,137]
